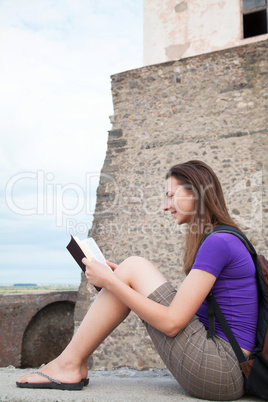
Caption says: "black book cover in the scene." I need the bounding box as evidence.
[66,236,101,291]
[66,235,87,272]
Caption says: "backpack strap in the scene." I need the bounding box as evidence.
[207,291,247,364]
[201,225,258,257]
[206,292,215,339]
[200,225,256,364]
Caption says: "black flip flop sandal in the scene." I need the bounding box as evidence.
[16,371,84,391]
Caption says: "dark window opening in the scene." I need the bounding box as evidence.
[243,9,268,38]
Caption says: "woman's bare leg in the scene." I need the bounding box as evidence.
[17,256,167,384]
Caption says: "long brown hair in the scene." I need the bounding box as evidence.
[166,160,241,275]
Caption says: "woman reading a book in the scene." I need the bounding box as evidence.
[17,160,258,400]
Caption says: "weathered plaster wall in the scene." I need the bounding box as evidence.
[74,40,268,370]
[0,291,77,367]
[144,0,268,65]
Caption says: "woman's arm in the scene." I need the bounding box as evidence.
[109,268,216,336]
[83,258,216,337]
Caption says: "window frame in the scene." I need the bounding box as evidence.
[242,0,268,38]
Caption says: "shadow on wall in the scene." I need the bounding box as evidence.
[21,301,75,368]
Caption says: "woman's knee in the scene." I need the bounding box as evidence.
[121,256,150,268]
[115,256,149,278]
[115,256,167,295]
[113,256,144,285]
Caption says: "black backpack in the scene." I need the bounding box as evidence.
[200,225,268,399]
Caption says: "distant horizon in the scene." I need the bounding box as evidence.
[0,283,80,286]
[0,283,80,288]
[0,258,85,285]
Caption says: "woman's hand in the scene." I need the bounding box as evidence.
[82,258,114,289]
[106,260,118,271]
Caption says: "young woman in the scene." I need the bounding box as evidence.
[17,160,258,400]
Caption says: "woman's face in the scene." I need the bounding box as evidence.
[163,176,195,225]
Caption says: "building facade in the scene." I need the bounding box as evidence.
[144,0,268,65]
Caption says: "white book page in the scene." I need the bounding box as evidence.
[82,238,112,271]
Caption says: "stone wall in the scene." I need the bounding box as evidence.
[0,291,77,367]
[74,39,268,369]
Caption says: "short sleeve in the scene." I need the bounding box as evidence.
[192,234,232,278]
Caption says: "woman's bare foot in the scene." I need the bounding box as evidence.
[16,356,88,385]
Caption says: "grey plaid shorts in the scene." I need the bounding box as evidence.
[143,282,244,401]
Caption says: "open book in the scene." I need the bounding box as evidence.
[66,235,112,291]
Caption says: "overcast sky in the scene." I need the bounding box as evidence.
[0,0,143,284]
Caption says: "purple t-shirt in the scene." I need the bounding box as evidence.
[192,233,258,351]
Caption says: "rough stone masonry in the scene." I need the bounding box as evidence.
[74,39,268,370]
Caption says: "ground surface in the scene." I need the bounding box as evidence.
[0,366,261,402]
